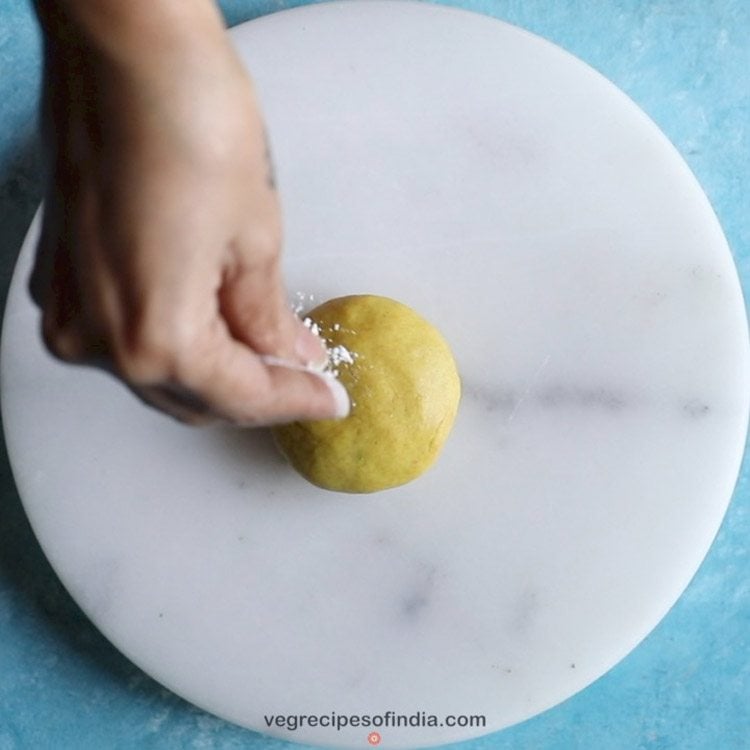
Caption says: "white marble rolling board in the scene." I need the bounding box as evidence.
[1,2,748,747]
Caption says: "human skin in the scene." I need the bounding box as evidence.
[30,0,349,425]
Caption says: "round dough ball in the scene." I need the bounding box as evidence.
[272,294,461,493]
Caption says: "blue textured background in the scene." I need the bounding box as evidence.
[1,1,748,748]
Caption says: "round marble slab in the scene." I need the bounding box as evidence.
[2,2,748,747]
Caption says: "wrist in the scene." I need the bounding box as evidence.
[36,0,227,67]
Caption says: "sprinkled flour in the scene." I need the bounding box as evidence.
[302,316,321,338]
[292,292,359,380]
[328,344,355,367]
[291,291,316,315]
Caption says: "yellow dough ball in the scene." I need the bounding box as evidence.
[272,294,461,493]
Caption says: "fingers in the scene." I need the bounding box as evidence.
[35,298,348,427]
[220,251,327,370]
[31,233,90,363]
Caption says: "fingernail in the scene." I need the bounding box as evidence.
[260,355,350,419]
[309,370,351,419]
[294,321,328,370]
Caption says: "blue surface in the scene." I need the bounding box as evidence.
[1,1,748,748]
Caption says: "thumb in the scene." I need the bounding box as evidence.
[178,330,350,426]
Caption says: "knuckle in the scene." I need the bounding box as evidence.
[115,318,183,384]
[41,315,84,363]
[253,228,280,261]
[115,340,171,384]
[251,323,288,354]
[232,297,295,357]
[240,223,281,268]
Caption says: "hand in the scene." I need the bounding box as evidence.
[29,4,348,425]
